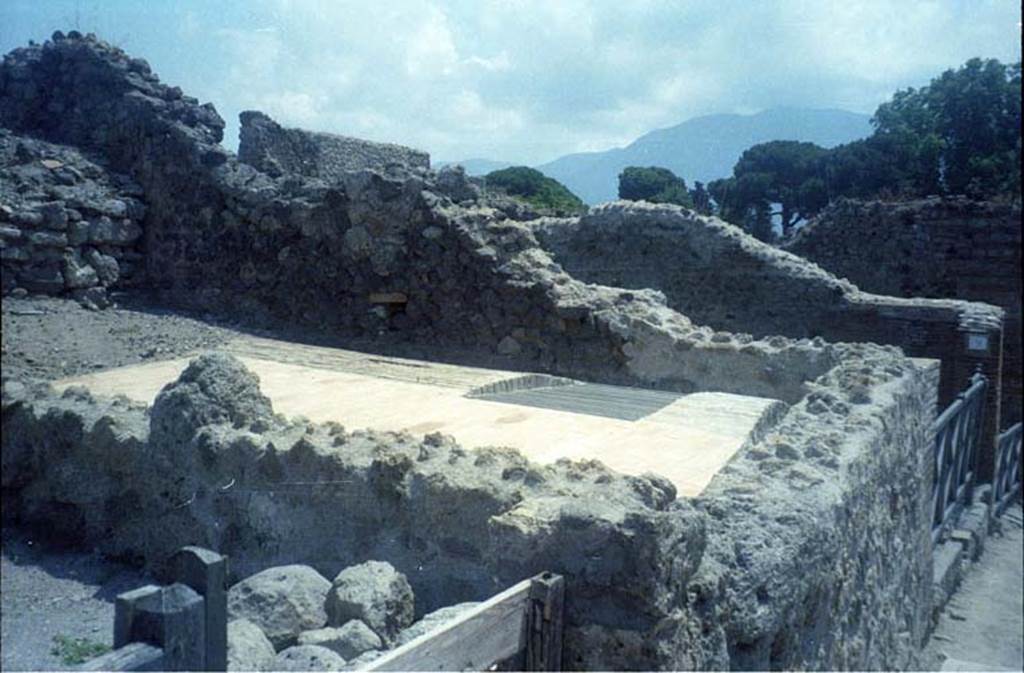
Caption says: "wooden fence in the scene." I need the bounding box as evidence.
[81,546,564,672]
[81,546,227,671]
[364,572,564,671]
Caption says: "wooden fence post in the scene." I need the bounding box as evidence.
[112,582,206,671]
[524,573,565,671]
[172,546,228,671]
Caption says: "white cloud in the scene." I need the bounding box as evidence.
[132,0,1023,164]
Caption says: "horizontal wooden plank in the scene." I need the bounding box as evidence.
[368,292,408,304]
[79,642,165,671]
[363,579,532,671]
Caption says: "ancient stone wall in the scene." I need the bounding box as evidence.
[2,351,938,670]
[533,203,1006,472]
[0,355,705,670]
[786,197,1022,427]
[0,130,146,305]
[0,32,846,404]
[1,32,943,670]
[693,356,939,670]
[238,110,430,180]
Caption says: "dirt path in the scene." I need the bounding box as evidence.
[0,526,152,671]
[922,503,1024,671]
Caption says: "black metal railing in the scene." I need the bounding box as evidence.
[932,371,987,544]
[992,422,1023,517]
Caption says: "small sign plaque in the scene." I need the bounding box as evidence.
[967,333,989,351]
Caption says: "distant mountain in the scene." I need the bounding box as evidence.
[535,107,873,204]
[435,158,514,175]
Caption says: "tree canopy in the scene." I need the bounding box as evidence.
[618,166,694,208]
[710,57,1021,241]
[484,166,587,215]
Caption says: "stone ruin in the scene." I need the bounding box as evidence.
[0,30,1013,670]
[786,197,1021,430]
[238,110,431,181]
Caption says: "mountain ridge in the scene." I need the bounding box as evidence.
[443,107,873,204]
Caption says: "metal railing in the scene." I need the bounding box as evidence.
[932,371,988,545]
[992,422,1023,517]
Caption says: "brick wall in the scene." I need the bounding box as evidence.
[787,197,1021,430]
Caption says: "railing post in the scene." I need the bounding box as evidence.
[172,546,228,671]
[967,367,988,506]
[525,573,565,671]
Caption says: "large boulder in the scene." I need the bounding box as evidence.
[227,618,275,671]
[150,352,274,449]
[228,565,331,650]
[325,561,414,644]
[273,645,346,671]
[298,620,382,660]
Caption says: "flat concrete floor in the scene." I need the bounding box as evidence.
[54,336,783,497]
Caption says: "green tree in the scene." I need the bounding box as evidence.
[689,181,712,215]
[484,166,587,215]
[709,141,829,239]
[618,166,694,207]
[872,58,1021,198]
[712,58,1022,237]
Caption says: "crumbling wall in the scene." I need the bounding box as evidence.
[238,110,430,179]
[693,355,940,670]
[2,351,939,670]
[1,32,942,671]
[0,32,844,404]
[533,202,1005,467]
[786,197,1022,427]
[0,129,146,305]
[1,354,707,671]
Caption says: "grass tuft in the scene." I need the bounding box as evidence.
[51,634,111,665]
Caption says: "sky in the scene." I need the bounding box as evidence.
[1,1,1021,165]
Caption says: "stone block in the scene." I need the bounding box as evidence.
[63,252,99,288]
[89,216,142,245]
[227,564,331,650]
[273,645,346,671]
[28,230,67,247]
[227,619,275,672]
[297,620,381,659]
[325,561,414,644]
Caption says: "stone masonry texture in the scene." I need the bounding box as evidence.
[787,197,1022,429]
[238,110,430,180]
[533,204,1006,478]
[0,31,959,669]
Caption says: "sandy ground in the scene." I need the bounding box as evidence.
[2,293,236,382]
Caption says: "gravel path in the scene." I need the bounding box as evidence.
[2,291,524,384]
[922,503,1024,671]
[0,526,153,671]
[2,293,234,382]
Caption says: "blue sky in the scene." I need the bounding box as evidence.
[1,1,1020,164]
